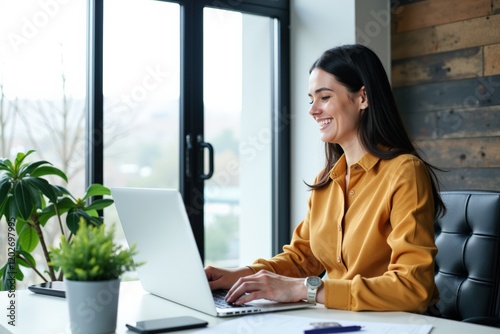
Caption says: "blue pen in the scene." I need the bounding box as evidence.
[304,325,362,334]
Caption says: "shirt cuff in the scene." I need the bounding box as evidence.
[248,262,273,273]
[324,279,351,310]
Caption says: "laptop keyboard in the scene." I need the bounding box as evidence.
[212,290,244,309]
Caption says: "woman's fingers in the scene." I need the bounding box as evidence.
[205,266,255,291]
[225,270,303,304]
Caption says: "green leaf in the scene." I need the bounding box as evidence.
[0,196,9,221]
[6,196,17,220]
[14,181,34,220]
[66,209,92,234]
[0,158,14,172]
[0,264,6,290]
[50,196,77,212]
[37,205,57,226]
[27,181,43,210]
[53,185,72,197]
[38,197,75,225]
[18,225,39,253]
[15,218,27,235]
[0,178,12,200]
[24,177,58,203]
[19,160,52,178]
[16,250,36,268]
[3,259,22,288]
[14,150,35,169]
[82,184,111,201]
[85,209,98,217]
[30,165,68,183]
[0,179,12,218]
[50,223,143,281]
[12,261,23,281]
[87,216,104,226]
[85,198,114,211]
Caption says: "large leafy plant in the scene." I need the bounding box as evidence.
[50,222,142,281]
[0,150,114,289]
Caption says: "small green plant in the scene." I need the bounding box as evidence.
[0,150,114,288]
[50,222,143,281]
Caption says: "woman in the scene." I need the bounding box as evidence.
[205,44,445,313]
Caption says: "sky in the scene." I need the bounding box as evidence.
[0,0,242,112]
[0,0,87,99]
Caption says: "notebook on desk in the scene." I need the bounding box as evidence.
[111,187,311,317]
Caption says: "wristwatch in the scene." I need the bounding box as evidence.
[304,276,322,304]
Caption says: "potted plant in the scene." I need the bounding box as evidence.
[0,150,114,288]
[50,221,143,334]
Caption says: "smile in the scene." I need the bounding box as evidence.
[318,119,332,126]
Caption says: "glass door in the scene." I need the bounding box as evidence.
[203,8,275,267]
[97,0,289,268]
[102,0,180,258]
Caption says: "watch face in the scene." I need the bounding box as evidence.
[307,276,322,287]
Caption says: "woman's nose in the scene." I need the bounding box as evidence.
[309,101,320,116]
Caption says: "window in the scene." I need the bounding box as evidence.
[102,0,180,247]
[0,0,87,287]
[1,1,290,287]
[178,1,290,264]
[203,8,276,265]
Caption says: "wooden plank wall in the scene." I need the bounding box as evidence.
[391,0,500,191]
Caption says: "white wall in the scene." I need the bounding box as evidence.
[289,0,391,231]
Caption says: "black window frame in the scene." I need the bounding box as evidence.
[86,0,290,261]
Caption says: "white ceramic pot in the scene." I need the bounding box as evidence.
[65,278,120,334]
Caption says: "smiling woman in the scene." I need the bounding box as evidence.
[205,44,447,315]
[308,69,368,148]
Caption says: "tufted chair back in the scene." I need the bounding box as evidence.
[434,190,500,321]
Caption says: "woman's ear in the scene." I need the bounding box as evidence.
[359,86,368,110]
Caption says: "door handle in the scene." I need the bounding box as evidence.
[197,135,214,180]
[185,134,193,179]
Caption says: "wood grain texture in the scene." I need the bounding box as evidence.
[394,74,500,113]
[484,43,500,76]
[391,0,500,192]
[415,137,500,168]
[391,47,482,87]
[495,0,500,14]
[394,0,491,33]
[402,106,500,139]
[392,14,500,60]
[437,168,500,191]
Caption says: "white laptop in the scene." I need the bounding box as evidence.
[111,187,311,317]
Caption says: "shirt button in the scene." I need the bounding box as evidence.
[349,190,355,196]
[353,165,360,170]
[337,256,341,263]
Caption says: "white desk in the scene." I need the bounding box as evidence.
[1,281,498,334]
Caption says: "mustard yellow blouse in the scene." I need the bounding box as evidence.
[249,152,438,313]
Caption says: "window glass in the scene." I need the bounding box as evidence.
[0,0,86,288]
[102,0,180,272]
[204,8,274,267]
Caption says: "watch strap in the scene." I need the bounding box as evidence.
[306,286,317,304]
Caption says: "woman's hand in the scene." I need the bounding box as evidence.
[204,266,254,291]
[224,270,307,305]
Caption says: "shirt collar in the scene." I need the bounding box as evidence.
[329,152,380,180]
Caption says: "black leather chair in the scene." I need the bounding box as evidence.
[434,190,500,326]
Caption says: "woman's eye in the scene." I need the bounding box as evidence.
[308,100,314,105]
[321,96,330,101]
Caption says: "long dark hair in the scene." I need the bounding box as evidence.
[308,44,445,219]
